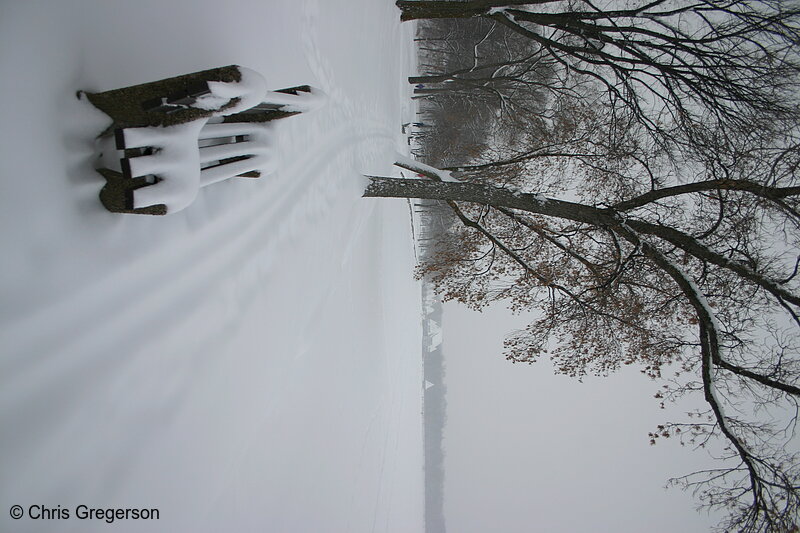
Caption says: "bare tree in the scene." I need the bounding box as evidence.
[365,138,800,529]
[389,4,800,530]
[399,0,800,140]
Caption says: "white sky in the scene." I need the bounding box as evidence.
[442,301,721,533]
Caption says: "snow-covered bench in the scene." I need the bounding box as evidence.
[84,66,323,215]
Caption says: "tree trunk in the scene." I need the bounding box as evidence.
[396,1,487,21]
[363,176,613,226]
[409,74,453,84]
[396,1,533,21]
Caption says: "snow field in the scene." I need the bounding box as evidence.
[0,0,422,531]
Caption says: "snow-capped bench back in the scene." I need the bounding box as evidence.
[83,65,323,215]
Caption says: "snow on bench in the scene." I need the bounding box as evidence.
[84,65,324,215]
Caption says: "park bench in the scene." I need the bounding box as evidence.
[83,66,320,215]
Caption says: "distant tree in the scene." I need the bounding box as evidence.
[398,0,800,141]
[411,18,555,108]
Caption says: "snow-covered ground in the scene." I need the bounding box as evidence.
[0,1,422,532]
